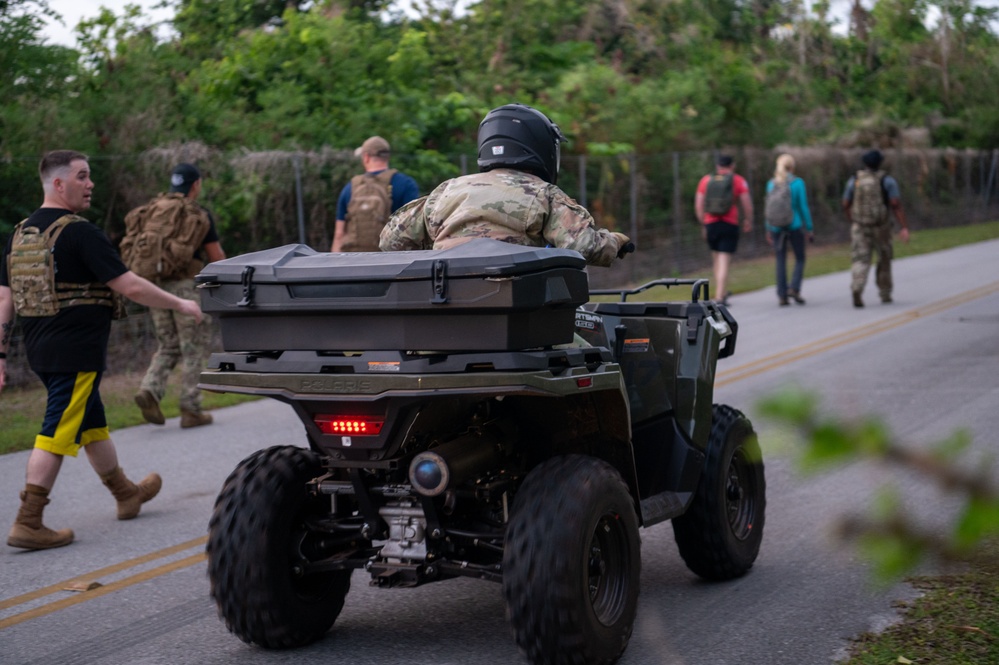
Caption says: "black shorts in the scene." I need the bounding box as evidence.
[705,221,740,253]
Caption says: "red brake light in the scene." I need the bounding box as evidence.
[314,415,385,436]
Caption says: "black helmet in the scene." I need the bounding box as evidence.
[477,103,567,184]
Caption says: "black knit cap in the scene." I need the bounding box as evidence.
[170,163,201,194]
[716,154,734,167]
[862,150,884,169]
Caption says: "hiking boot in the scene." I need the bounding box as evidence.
[134,390,165,425]
[779,297,789,307]
[7,485,74,550]
[181,410,213,429]
[789,290,806,305]
[852,292,864,308]
[100,467,162,520]
[881,294,893,304]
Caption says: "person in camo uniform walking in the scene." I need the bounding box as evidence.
[841,150,910,308]
[380,103,631,266]
[133,163,226,428]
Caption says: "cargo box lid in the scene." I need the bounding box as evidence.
[196,238,586,284]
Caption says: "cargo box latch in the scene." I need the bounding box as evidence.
[236,266,256,307]
[430,260,448,304]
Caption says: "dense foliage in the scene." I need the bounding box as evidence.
[2,0,998,238]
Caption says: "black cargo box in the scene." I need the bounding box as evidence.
[195,239,589,352]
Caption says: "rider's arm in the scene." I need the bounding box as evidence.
[379,197,430,252]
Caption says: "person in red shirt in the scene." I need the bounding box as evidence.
[694,155,754,305]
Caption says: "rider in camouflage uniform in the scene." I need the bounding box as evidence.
[380,104,630,266]
[841,150,910,307]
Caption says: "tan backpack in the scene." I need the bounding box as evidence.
[850,170,889,226]
[342,169,396,252]
[120,193,210,280]
[7,215,122,318]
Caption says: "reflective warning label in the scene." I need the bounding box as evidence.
[623,338,650,353]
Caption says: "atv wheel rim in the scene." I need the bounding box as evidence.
[725,447,759,541]
[587,513,631,626]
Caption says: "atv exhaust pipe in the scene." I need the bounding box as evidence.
[408,431,501,497]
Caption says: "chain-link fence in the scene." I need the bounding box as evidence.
[3,145,997,387]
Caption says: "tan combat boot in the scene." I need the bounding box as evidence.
[134,390,165,425]
[180,409,213,429]
[100,466,162,520]
[7,484,75,550]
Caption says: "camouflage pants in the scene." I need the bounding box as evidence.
[139,279,212,412]
[850,223,894,298]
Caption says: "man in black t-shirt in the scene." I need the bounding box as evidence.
[0,150,204,551]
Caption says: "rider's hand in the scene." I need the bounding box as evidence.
[612,233,634,259]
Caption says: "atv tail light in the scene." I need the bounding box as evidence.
[314,415,384,436]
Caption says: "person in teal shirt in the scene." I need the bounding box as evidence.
[765,154,814,306]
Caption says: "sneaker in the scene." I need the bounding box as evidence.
[134,390,165,425]
[181,410,213,429]
[852,292,864,308]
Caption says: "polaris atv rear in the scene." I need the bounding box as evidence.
[197,239,765,665]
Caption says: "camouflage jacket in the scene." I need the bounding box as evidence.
[379,169,624,267]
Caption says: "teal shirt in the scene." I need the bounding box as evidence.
[765,176,813,233]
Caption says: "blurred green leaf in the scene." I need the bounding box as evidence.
[859,531,924,583]
[757,387,817,424]
[800,421,854,471]
[954,497,999,549]
[855,418,891,457]
[931,429,972,462]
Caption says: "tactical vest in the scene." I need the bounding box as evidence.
[7,215,122,318]
[342,169,396,252]
[850,170,889,226]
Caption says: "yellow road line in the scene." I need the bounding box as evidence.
[717,282,999,387]
[0,535,207,612]
[0,552,206,630]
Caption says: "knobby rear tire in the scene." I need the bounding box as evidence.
[207,445,351,648]
[503,454,641,665]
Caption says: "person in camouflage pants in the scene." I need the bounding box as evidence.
[841,150,910,308]
[849,223,894,302]
[380,104,631,266]
[134,164,226,428]
[140,280,213,418]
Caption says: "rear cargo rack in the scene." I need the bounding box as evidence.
[590,278,710,303]
[206,347,614,375]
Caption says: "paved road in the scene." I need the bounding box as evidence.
[2,239,998,665]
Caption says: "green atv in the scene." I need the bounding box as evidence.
[197,238,765,665]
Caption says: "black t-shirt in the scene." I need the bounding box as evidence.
[1,208,129,373]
